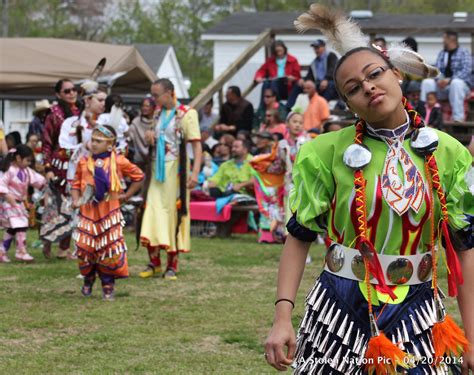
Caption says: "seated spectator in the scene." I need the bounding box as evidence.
[28,100,51,140]
[259,109,287,138]
[373,36,387,49]
[214,86,254,136]
[212,143,231,166]
[254,131,274,155]
[218,134,235,149]
[208,139,254,198]
[254,40,301,101]
[288,40,339,108]
[424,92,443,129]
[406,81,426,118]
[198,151,219,190]
[199,98,218,132]
[301,80,330,131]
[128,97,155,171]
[253,88,288,130]
[421,31,472,122]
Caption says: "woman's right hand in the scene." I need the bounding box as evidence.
[145,130,156,145]
[264,319,296,371]
[5,194,17,206]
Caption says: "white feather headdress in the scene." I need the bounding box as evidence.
[295,4,439,79]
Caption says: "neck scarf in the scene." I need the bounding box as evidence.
[155,106,177,182]
[366,111,425,215]
[92,151,111,202]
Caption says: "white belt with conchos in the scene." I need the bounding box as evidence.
[324,242,433,286]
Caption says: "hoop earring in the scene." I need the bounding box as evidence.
[107,146,113,152]
[398,80,403,85]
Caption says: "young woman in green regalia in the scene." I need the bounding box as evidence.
[264,4,474,374]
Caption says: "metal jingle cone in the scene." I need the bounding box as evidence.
[312,289,327,312]
[316,299,330,323]
[434,293,446,322]
[401,320,410,343]
[317,331,330,352]
[419,336,432,359]
[369,312,380,337]
[409,314,422,335]
[327,308,341,334]
[343,321,355,345]
[336,314,349,338]
[325,341,337,359]
[343,143,372,170]
[322,301,336,325]
[410,127,439,156]
[397,327,406,350]
[337,349,351,373]
[331,346,343,369]
[420,305,434,327]
[415,308,430,331]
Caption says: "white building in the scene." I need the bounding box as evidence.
[202,11,473,108]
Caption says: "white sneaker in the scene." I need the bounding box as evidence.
[15,252,34,262]
[0,253,11,263]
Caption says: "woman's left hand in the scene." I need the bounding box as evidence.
[461,348,474,374]
[186,176,199,189]
[119,193,129,203]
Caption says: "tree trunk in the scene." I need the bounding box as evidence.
[2,0,8,37]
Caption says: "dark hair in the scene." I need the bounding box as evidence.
[205,98,213,106]
[333,47,394,100]
[271,40,288,56]
[2,144,34,172]
[426,91,438,99]
[236,130,251,141]
[6,131,22,147]
[402,36,418,52]
[54,79,73,94]
[445,30,458,40]
[263,87,277,97]
[153,78,174,93]
[54,79,82,118]
[374,36,386,45]
[227,86,241,98]
[105,94,124,113]
[234,138,251,151]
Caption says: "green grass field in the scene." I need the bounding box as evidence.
[0,230,460,374]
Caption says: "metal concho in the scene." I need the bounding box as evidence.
[386,258,414,284]
[343,144,372,170]
[410,127,439,156]
[417,253,433,282]
[326,244,345,272]
[351,255,370,280]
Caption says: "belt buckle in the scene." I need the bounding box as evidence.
[387,258,414,284]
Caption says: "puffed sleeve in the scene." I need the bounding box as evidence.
[288,141,335,234]
[445,146,474,230]
[118,155,144,182]
[27,168,46,189]
[182,109,201,142]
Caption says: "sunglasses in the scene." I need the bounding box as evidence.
[62,87,77,94]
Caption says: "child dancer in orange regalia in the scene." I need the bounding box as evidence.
[71,125,144,300]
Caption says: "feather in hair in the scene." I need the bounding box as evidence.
[90,57,106,81]
[387,44,439,79]
[108,105,123,132]
[294,4,368,55]
[80,80,99,96]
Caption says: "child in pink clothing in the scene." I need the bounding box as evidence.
[0,145,46,262]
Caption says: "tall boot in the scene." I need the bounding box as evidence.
[15,231,34,262]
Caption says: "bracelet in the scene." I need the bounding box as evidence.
[275,298,295,309]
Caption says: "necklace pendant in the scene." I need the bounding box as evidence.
[95,159,104,168]
[410,127,439,156]
[343,144,372,170]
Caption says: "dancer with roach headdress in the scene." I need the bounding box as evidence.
[138,78,202,280]
[264,4,474,374]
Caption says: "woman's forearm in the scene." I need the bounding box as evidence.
[457,249,474,343]
[274,234,311,322]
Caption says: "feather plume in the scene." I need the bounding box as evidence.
[80,79,99,96]
[387,44,439,79]
[90,57,106,81]
[294,4,368,55]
